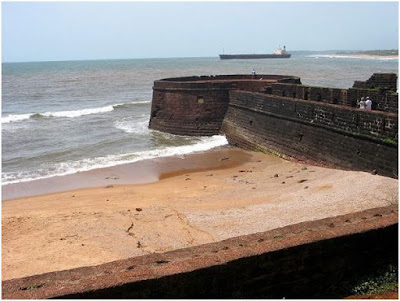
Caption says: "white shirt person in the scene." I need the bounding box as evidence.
[365,97,372,110]
[359,97,366,109]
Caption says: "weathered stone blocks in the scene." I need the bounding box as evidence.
[149,75,300,136]
[222,90,398,177]
[149,73,398,177]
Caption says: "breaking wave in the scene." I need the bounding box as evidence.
[2,134,228,185]
[2,113,33,124]
[114,115,150,134]
[2,100,151,124]
[307,54,398,60]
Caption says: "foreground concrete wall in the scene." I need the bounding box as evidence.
[221,90,398,178]
[2,206,397,299]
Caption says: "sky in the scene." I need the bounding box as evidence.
[2,1,399,62]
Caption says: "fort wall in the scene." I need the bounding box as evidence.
[149,75,300,136]
[269,83,349,106]
[352,72,397,91]
[271,82,398,113]
[3,205,397,299]
[221,90,398,177]
[149,73,398,177]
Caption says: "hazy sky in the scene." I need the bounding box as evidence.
[2,1,398,62]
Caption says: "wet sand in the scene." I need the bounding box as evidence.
[2,147,250,200]
[2,148,398,280]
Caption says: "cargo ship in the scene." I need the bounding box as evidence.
[219,46,291,60]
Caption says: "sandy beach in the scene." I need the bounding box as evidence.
[2,148,398,281]
[334,54,398,60]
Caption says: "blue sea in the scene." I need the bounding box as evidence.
[2,54,398,186]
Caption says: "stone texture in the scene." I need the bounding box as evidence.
[149,75,301,136]
[221,90,398,177]
[149,73,398,177]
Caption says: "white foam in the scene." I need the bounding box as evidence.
[2,113,33,124]
[2,106,114,123]
[114,100,151,107]
[41,105,114,118]
[2,135,228,185]
[114,117,149,134]
[2,100,151,124]
[307,54,398,60]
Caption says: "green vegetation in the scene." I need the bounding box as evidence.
[383,138,397,145]
[21,284,43,291]
[337,128,397,146]
[336,49,398,56]
[253,146,282,158]
[348,264,398,296]
[326,262,398,297]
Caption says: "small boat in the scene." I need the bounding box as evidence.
[219,46,291,60]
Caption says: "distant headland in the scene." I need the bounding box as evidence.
[336,49,398,57]
[291,49,398,59]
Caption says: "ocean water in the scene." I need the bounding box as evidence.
[2,55,398,185]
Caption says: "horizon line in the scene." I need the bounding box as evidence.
[3,49,399,64]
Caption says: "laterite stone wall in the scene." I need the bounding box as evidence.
[353,73,397,91]
[149,73,398,177]
[221,90,398,177]
[270,76,398,113]
[3,206,397,299]
[149,75,301,136]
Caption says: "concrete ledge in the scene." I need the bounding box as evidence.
[2,205,398,299]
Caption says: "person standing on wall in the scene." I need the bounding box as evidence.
[365,96,372,110]
[359,97,366,109]
[252,69,256,79]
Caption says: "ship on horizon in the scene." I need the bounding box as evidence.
[219,46,291,60]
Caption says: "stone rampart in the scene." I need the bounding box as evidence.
[228,90,398,140]
[347,88,399,113]
[149,75,300,136]
[270,83,349,106]
[353,73,397,91]
[2,205,397,299]
[149,72,398,177]
[270,73,398,113]
[221,90,398,177]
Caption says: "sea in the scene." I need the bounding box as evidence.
[2,54,398,187]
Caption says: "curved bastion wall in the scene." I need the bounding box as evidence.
[149,73,398,178]
[149,75,301,136]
